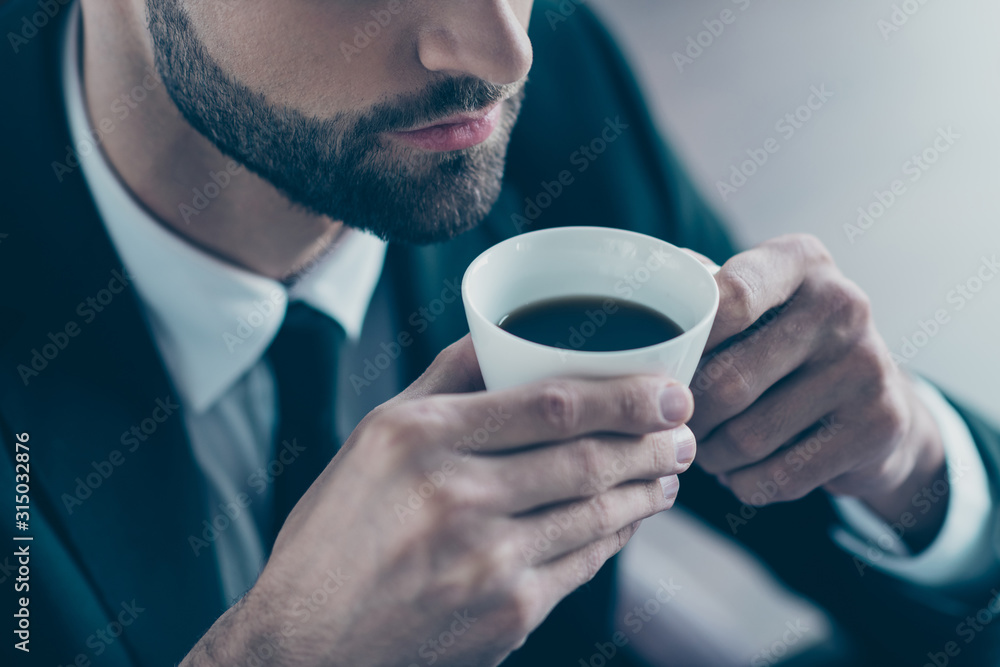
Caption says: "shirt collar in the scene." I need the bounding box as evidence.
[62,3,387,414]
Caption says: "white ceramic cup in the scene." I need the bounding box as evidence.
[462,227,721,391]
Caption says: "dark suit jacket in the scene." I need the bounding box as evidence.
[2,1,999,665]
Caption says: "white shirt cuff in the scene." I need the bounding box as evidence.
[830,379,995,589]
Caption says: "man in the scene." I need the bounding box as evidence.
[1,0,998,665]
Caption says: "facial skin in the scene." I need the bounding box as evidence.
[81,0,533,278]
[146,0,527,246]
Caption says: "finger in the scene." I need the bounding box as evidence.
[533,520,641,602]
[696,363,857,475]
[721,412,866,506]
[404,375,694,453]
[689,296,828,438]
[517,478,678,566]
[489,427,695,514]
[400,335,485,400]
[706,234,832,351]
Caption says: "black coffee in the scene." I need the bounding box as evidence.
[498,296,684,352]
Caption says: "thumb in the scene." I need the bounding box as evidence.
[398,334,486,402]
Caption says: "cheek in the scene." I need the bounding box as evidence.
[180,0,423,116]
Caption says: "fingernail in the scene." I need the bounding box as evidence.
[659,475,679,500]
[673,426,696,466]
[659,384,692,423]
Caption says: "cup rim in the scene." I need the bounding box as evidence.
[462,226,721,359]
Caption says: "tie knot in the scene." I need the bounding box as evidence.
[268,302,345,368]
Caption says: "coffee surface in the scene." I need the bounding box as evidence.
[498,296,683,352]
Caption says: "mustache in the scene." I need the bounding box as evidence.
[353,76,526,135]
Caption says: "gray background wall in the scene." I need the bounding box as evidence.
[587,0,1000,421]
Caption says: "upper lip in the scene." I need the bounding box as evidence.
[396,100,502,133]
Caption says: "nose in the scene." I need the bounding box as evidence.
[417,0,533,85]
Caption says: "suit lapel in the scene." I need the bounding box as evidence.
[0,7,225,662]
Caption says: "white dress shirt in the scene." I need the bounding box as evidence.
[62,0,995,615]
[63,4,389,604]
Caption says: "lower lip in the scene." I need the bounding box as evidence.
[390,103,502,152]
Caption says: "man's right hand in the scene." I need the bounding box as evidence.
[182,336,696,667]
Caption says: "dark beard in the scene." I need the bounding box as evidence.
[145,0,525,244]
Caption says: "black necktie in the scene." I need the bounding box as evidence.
[265,302,346,549]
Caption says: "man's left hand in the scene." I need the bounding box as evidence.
[689,234,947,545]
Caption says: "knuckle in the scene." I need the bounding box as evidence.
[851,340,891,391]
[428,483,484,533]
[502,584,541,638]
[616,381,660,426]
[714,364,754,410]
[869,392,909,447]
[535,381,583,434]
[717,269,758,331]
[586,494,617,536]
[642,479,670,514]
[823,281,872,342]
[574,438,607,483]
[475,538,522,592]
[788,233,833,265]
[381,399,452,444]
[721,418,764,459]
[646,431,676,475]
